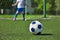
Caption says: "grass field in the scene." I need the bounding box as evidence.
[0,15,60,40]
[0,14,60,19]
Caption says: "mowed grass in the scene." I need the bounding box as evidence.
[0,19,60,40]
[0,14,43,18]
[0,14,60,19]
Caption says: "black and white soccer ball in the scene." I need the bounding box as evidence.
[29,21,43,34]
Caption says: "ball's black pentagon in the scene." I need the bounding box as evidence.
[32,21,36,24]
[31,28,35,32]
[38,25,42,29]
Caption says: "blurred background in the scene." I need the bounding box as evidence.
[0,0,60,19]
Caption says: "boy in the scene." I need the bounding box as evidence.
[12,0,28,21]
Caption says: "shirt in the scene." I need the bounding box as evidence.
[17,0,25,8]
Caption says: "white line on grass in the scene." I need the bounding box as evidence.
[0,18,60,20]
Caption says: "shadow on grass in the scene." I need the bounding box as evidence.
[34,33,53,36]
[40,33,53,36]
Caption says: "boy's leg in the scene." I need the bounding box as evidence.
[22,12,25,21]
[13,11,19,21]
[22,8,25,21]
[13,8,25,21]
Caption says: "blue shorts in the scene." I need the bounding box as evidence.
[17,8,25,13]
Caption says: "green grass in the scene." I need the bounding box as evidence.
[0,14,43,18]
[0,14,60,19]
[0,15,60,40]
[0,19,60,40]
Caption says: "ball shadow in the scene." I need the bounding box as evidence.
[40,33,53,36]
[34,33,53,36]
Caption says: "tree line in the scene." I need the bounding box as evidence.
[0,0,60,14]
[31,0,60,14]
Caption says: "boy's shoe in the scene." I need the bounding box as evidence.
[23,18,26,21]
[13,18,16,21]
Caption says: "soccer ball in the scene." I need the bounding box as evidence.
[29,21,43,34]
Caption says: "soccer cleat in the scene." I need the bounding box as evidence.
[23,18,26,21]
[13,18,16,21]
